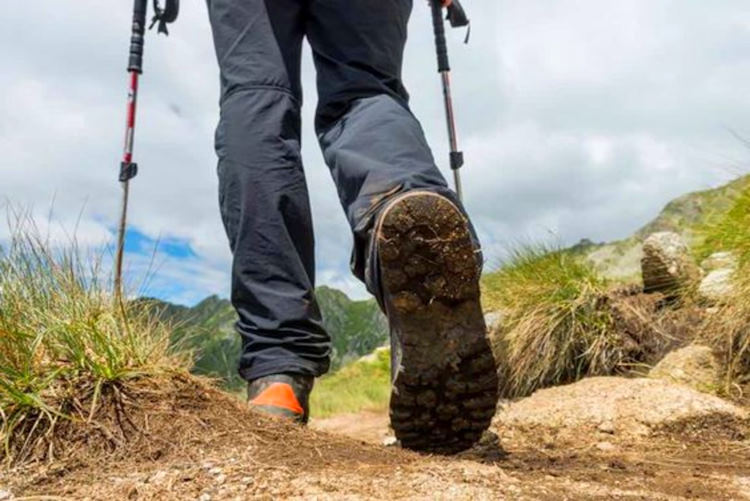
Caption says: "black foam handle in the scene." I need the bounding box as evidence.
[128,0,148,73]
[431,1,450,73]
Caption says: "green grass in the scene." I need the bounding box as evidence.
[483,245,652,398]
[0,216,188,464]
[696,178,750,266]
[309,347,391,419]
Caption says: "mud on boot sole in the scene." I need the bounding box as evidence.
[377,191,499,455]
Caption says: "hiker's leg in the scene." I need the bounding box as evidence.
[306,0,481,303]
[207,0,330,382]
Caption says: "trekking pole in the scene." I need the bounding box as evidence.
[430,0,470,202]
[114,0,178,304]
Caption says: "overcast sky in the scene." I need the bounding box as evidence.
[1,1,749,305]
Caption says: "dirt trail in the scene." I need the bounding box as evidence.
[2,377,749,500]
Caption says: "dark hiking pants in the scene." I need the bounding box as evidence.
[207,0,477,382]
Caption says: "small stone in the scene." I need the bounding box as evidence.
[208,467,223,476]
[201,462,215,471]
[198,494,212,501]
[149,471,168,484]
[0,490,13,500]
[699,268,736,302]
[650,345,721,393]
[596,441,616,452]
[382,436,399,447]
[215,474,227,485]
[597,421,615,434]
[241,476,254,485]
[484,311,504,332]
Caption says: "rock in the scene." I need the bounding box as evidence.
[650,345,721,393]
[149,471,168,484]
[496,377,747,439]
[198,494,212,501]
[596,441,616,452]
[641,232,699,295]
[597,421,615,434]
[0,490,12,500]
[700,251,737,272]
[382,436,399,447]
[699,268,736,302]
[484,311,504,333]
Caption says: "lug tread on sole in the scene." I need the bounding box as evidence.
[378,193,499,455]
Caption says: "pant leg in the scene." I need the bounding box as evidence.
[207,0,330,381]
[306,0,481,304]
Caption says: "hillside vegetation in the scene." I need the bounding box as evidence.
[484,174,750,399]
[583,174,750,281]
[309,347,391,418]
[146,286,387,390]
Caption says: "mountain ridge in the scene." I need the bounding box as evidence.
[144,285,388,389]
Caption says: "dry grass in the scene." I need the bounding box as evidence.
[0,214,190,465]
[483,246,671,399]
[703,274,750,395]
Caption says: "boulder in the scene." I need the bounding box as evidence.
[495,377,747,438]
[649,345,720,393]
[641,232,699,295]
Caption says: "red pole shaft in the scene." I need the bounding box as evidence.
[114,70,140,302]
[123,71,140,164]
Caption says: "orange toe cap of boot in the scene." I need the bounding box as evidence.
[249,382,305,415]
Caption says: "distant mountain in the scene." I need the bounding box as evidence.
[581,174,750,281]
[145,286,388,389]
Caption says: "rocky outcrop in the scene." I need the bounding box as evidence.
[649,345,720,393]
[495,377,746,438]
[641,232,700,296]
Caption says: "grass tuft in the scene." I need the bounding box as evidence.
[695,177,750,266]
[0,215,189,464]
[483,245,663,399]
[709,276,750,394]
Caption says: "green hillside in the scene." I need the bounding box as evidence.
[583,174,750,281]
[145,286,388,390]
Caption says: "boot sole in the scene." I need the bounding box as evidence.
[376,191,499,454]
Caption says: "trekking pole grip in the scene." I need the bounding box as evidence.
[431,1,450,73]
[128,0,149,73]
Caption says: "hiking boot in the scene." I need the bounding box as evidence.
[376,191,499,454]
[247,374,313,424]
